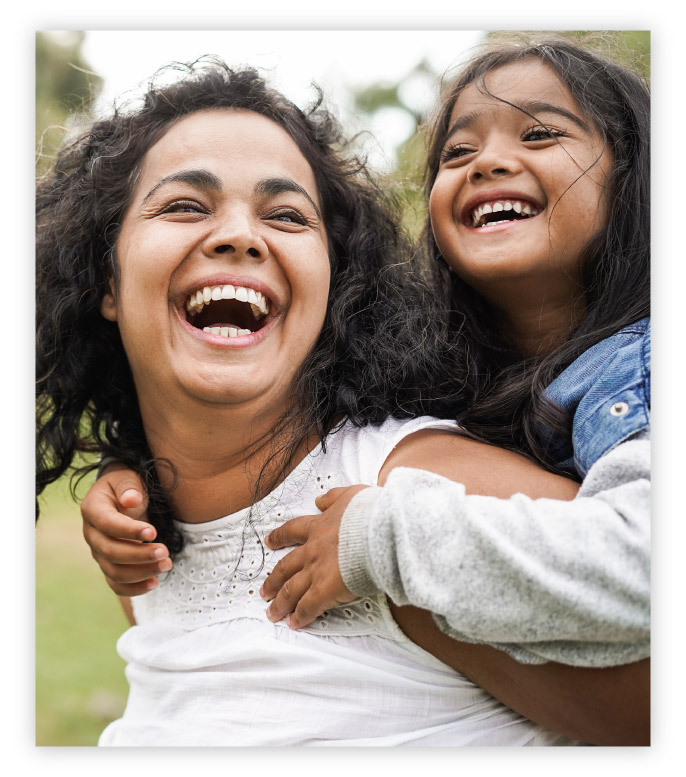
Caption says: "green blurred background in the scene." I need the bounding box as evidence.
[35,29,650,747]
[36,475,129,745]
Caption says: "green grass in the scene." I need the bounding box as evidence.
[36,475,130,746]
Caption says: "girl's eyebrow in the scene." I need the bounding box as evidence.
[445,99,590,144]
[255,177,322,219]
[141,171,321,219]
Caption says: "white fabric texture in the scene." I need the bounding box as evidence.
[99,417,580,747]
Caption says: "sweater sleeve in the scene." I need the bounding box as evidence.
[338,430,650,667]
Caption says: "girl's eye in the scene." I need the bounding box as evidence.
[159,199,206,215]
[523,126,565,142]
[266,209,308,226]
[440,144,474,163]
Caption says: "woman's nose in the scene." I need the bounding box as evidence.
[202,212,267,261]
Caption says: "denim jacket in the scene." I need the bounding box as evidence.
[544,317,651,476]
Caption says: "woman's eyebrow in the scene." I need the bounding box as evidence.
[255,177,321,219]
[142,169,223,203]
[444,99,590,143]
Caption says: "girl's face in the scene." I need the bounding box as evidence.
[101,109,330,414]
[429,59,613,308]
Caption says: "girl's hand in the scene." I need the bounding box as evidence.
[260,485,367,628]
[81,463,171,596]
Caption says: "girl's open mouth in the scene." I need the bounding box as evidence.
[465,198,541,229]
[184,283,271,339]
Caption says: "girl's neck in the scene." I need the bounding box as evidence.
[496,293,586,359]
[139,397,314,524]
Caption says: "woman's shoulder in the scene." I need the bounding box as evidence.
[321,415,459,487]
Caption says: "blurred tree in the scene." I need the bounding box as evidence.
[36,31,102,176]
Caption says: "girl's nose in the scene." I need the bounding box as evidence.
[467,143,523,183]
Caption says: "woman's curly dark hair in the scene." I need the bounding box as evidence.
[421,36,650,473]
[36,58,467,551]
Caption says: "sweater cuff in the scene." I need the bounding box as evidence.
[96,456,125,479]
[338,487,384,597]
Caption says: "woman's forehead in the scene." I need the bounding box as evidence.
[138,109,319,195]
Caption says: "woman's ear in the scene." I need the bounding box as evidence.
[101,280,118,321]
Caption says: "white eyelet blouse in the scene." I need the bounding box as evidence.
[99,416,581,747]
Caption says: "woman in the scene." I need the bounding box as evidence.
[39,59,642,745]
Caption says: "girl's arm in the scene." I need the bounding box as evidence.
[343,428,650,667]
[265,428,649,665]
[81,465,172,596]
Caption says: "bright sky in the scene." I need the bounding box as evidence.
[78,30,485,171]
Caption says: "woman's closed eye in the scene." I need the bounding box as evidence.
[264,208,310,227]
[158,199,208,215]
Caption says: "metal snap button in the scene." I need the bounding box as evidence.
[610,401,630,417]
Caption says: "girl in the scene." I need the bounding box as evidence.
[261,36,650,668]
[71,46,649,743]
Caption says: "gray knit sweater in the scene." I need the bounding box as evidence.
[338,430,650,667]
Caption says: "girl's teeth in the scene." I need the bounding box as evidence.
[470,199,539,227]
[221,284,235,300]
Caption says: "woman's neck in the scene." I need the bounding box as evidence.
[139,396,314,523]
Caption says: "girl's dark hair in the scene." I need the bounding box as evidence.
[36,58,465,551]
[422,36,650,472]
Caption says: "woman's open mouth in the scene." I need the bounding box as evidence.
[466,198,541,229]
[184,283,271,338]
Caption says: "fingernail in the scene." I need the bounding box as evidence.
[141,528,155,541]
[145,579,158,590]
[158,559,172,572]
[259,585,265,599]
[153,547,167,559]
[122,489,140,502]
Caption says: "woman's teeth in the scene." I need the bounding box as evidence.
[470,199,540,228]
[185,284,269,319]
[186,283,269,320]
[184,283,271,338]
[203,326,253,338]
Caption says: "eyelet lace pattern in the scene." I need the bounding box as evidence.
[133,461,392,638]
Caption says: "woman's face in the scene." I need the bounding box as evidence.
[429,59,613,308]
[102,109,330,413]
